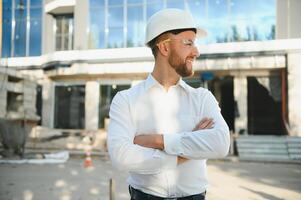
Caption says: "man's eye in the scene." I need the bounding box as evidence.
[185,42,193,46]
[183,40,194,46]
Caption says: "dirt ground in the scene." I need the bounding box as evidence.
[0,156,300,200]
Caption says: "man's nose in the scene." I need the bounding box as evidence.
[192,46,200,57]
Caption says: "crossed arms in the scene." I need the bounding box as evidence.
[107,91,230,174]
[133,118,215,164]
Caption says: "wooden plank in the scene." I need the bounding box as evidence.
[237,136,286,139]
[239,153,290,158]
[236,136,293,161]
[287,148,301,153]
[287,143,301,148]
[238,149,288,154]
[236,143,287,148]
[239,154,290,160]
[289,155,301,160]
[236,136,301,160]
[287,137,301,142]
[237,139,286,144]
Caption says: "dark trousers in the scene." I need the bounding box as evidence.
[129,186,206,200]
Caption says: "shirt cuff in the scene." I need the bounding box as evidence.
[153,150,177,170]
[163,133,182,156]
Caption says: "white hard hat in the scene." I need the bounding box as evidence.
[145,8,207,46]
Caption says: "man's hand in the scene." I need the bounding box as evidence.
[178,118,214,164]
[193,117,214,131]
[134,134,164,150]
[133,118,214,164]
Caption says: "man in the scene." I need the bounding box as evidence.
[107,9,230,200]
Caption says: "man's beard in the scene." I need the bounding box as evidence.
[168,49,194,77]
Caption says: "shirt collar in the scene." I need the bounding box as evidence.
[145,74,190,93]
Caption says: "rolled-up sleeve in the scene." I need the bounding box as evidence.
[164,91,230,159]
[107,92,177,174]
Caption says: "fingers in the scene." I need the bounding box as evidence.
[177,156,189,165]
[194,117,214,130]
[203,118,214,129]
[133,134,164,150]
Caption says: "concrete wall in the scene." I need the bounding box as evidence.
[85,81,99,130]
[277,0,301,39]
[42,0,54,54]
[42,78,54,128]
[234,77,248,134]
[0,73,7,118]
[74,0,89,50]
[287,52,301,136]
[0,0,2,53]
[42,3,55,54]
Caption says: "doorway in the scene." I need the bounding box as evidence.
[247,75,285,135]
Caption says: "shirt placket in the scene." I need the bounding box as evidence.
[164,88,178,198]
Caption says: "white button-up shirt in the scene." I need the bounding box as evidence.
[108,74,230,198]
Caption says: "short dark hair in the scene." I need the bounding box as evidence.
[147,28,196,58]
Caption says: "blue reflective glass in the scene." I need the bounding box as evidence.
[30,7,42,18]
[166,0,185,9]
[108,6,123,27]
[206,22,229,43]
[29,19,41,56]
[3,0,12,5]
[14,19,26,57]
[15,0,27,9]
[187,0,206,25]
[93,31,105,48]
[30,0,42,7]
[187,0,208,44]
[89,7,105,48]
[147,1,163,18]
[89,26,105,49]
[207,0,230,43]
[229,0,276,41]
[3,0,12,20]
[2,1,12,57]
[109,0,123,6]
[208,0,227,19]
[128,0,143,4]
[1,20,12,58]
[90,0,105,7]
[2,3,12,20]
[108,28,124,48]
[15,5,27,20]
[127,5,144,47]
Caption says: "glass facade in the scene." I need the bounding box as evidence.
[2,0,12,57]
[1,0,42,57]
[29,0,42,55]
[1,0,276,56]
[88,0,276,49]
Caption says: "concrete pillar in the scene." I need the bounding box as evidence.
[276,0,301,39]
[42,79,55,128]
[0,73,7,118]
[234,77,248,135]
[287,52,301,136]
[42,0,55,54]
[74,0,89,50]
[85,81,100,130]
[0,0,2,52]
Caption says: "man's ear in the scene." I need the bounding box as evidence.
[157,42,169,57]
